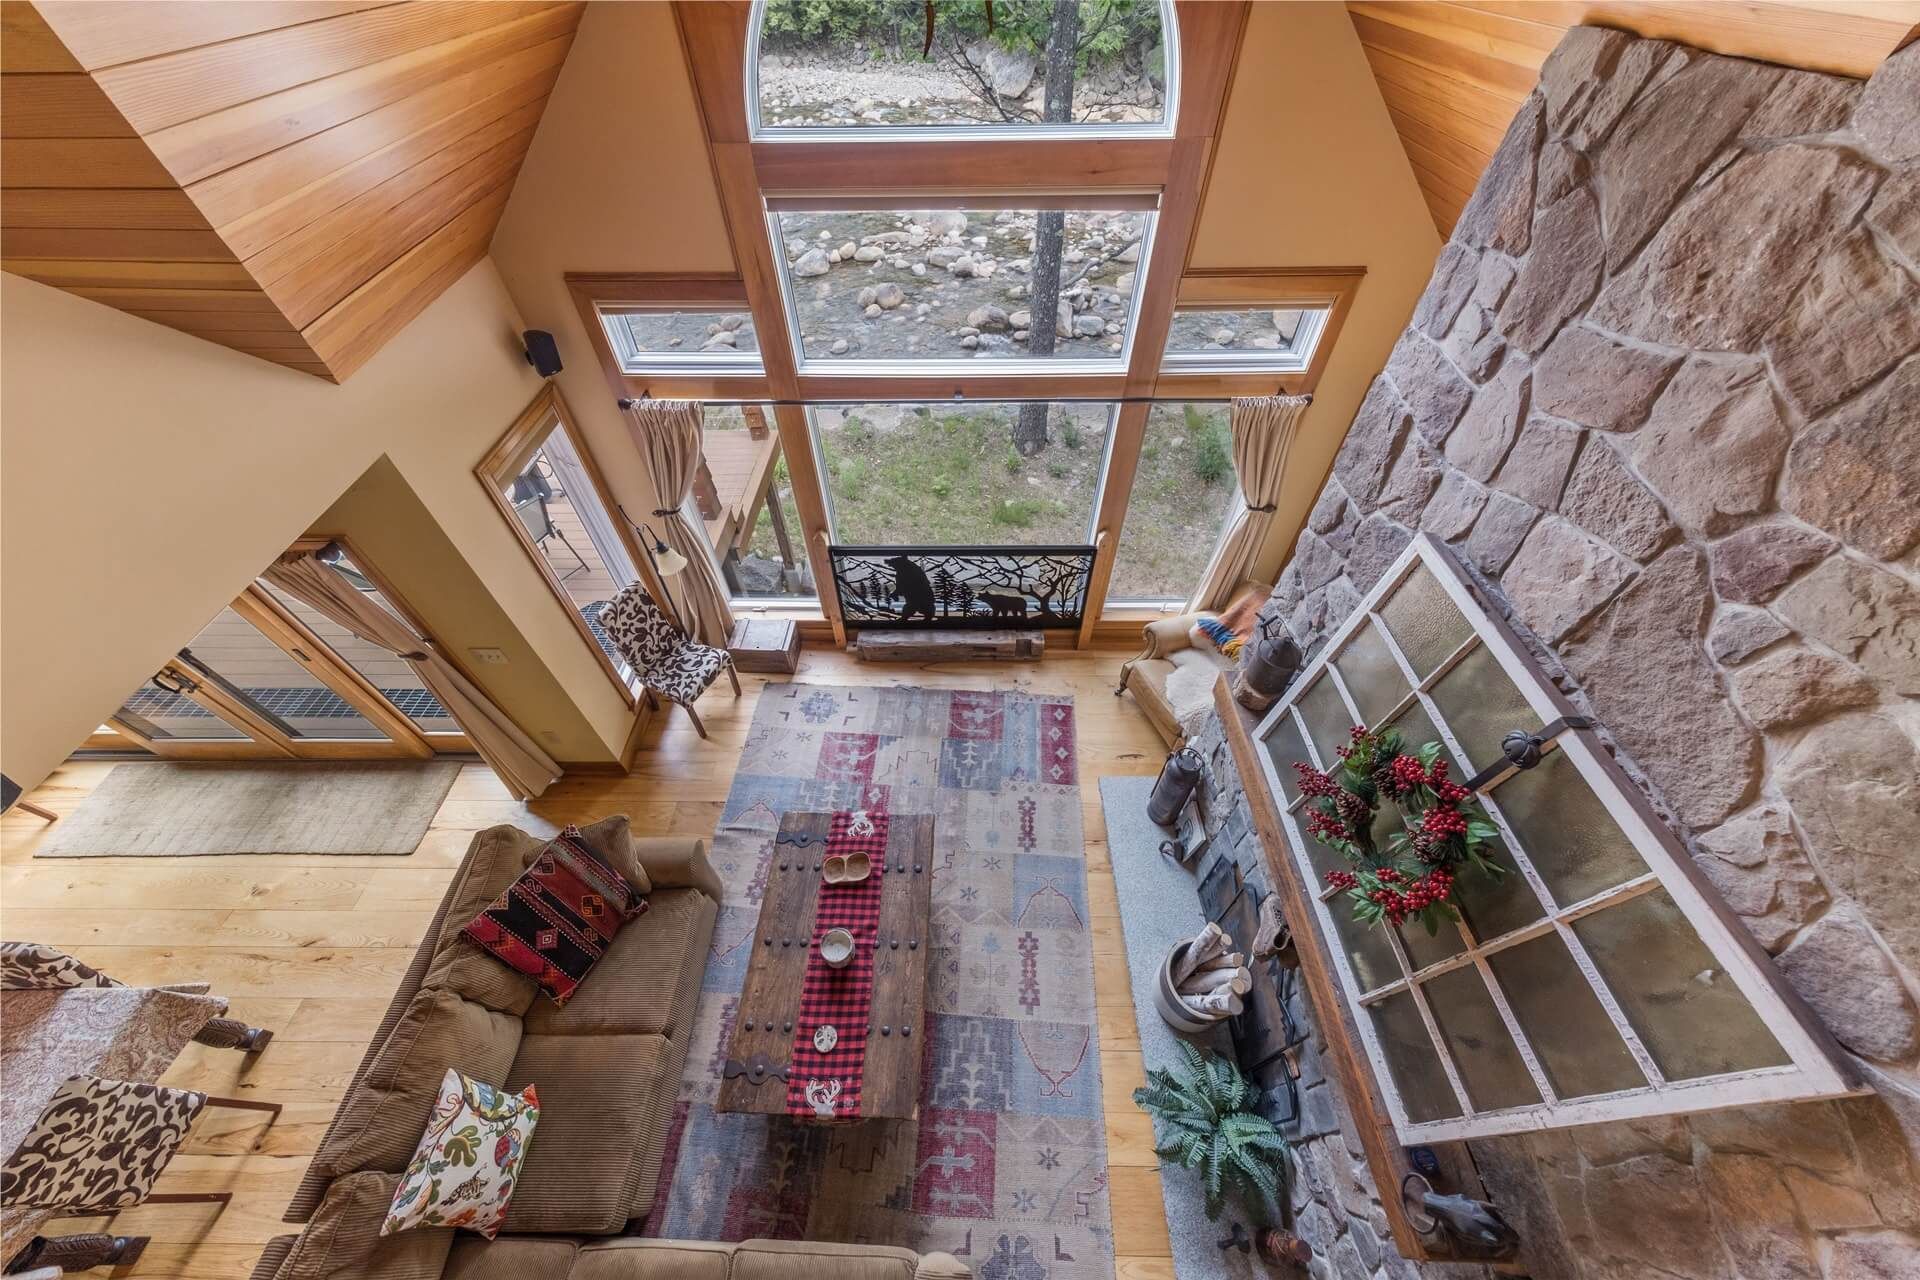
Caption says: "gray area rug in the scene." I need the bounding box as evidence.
[1102,775,1285,1280]
[36,761,461,857]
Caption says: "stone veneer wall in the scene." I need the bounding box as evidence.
[1180,26,1920,1280]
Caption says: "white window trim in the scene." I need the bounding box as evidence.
[765,207,1156,378]
[1159,303,1331,375]
[1249,533,1860,1144]
[744,0,1181,143]
[595,303,767,377]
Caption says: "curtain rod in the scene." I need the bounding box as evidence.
[617,392,1311,409]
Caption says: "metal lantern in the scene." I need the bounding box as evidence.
[1148,747,1205,827]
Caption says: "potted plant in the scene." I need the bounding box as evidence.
[1133,1041,1289,1224]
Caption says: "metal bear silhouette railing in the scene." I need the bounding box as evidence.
[828,545,1095,630]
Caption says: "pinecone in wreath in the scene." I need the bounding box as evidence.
[1411,829,1448,864]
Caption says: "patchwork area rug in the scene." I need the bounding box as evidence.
[650,682,1114,1279]
[35,761,460,857]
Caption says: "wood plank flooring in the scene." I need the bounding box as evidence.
[0,646,1175,1279]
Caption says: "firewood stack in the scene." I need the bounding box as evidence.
[1170,923,1252,1022]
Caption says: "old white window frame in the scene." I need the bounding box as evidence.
[1249,533,1859,1143]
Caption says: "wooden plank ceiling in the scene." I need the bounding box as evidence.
[1348,1,1920,237]
[1,1,584,381]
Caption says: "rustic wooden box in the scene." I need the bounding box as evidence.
[729,617,800,673]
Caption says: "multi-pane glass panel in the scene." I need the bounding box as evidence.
[598,306,762,374]
[117,678,250,741]
[1161,305,1330,372]
[495,422,642,678]
[810,402,1108,545]
[751,1,1173,136]
[1252,538,1843,1138]
[771,208,1150,367]
[698,404,814,603]
[181,607,384,739]
[262,584,457,735]
[1105,403,1239,606]
[308,551,462,735]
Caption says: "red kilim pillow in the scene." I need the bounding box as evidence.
[461,826,647,1006]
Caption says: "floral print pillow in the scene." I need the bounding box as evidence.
[380,1068,538,1240]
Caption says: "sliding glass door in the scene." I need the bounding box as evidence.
[109,584,439,761]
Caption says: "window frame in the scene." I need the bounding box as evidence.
[764,196,1159,379]
[1249,533,1859,1144]
[744,0,1182,144]
[476,385,647,707]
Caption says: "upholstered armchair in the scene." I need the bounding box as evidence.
[599,583,741,738]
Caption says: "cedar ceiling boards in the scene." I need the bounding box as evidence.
[1347,1,1920,237]
[0,0,584,381]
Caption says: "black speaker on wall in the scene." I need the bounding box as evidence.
[523,329,562,377]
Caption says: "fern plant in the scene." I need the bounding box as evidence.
[1133,1041,1289,1223]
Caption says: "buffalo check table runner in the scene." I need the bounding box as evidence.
[786,811,889,1117]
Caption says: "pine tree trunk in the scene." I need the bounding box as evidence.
[1012,0,1081,459]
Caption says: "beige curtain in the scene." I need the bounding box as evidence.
[622,399,736,646]
[1194,395,1312,610]
[263,551,561,801]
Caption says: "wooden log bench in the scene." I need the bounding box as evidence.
[851,629,1046,661]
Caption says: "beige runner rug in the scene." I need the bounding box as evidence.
[35,761,462,857]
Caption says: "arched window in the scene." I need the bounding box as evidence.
[748,0,1178,138]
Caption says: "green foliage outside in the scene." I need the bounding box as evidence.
[760,0,1161,65]
[1188,403,1232,483]
[1133,1041,1289,1224]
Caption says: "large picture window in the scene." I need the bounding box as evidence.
[749,0,1177,139]
[1250,535,1853,1142]
[1104,402,1238,607]
[478,389,644,700]
[811,401,1112,545]
[769,205,1152,372]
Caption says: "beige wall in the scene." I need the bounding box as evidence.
[1193,0,1441,585]
[491,0,735,526]
[1,262,635,795]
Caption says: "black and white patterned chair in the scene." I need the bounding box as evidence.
[599,583,741,738]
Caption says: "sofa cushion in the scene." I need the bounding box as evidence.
[463,825,649,1008]
[424,826,545,1015]
[500,1033,676,1234]
[279,1172,452,1280]
[521,815,653,897]
[522,888,715,1039]
[731,1240,920,1280]
[308,987,522,1183]
[443,1236,578,1280]
[569,1239,732,1280]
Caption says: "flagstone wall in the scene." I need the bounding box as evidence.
[1182,27,1920,1279]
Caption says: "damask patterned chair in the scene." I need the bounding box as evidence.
[599,582,741,738]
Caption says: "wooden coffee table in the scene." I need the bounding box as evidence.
[717,810,934,1120]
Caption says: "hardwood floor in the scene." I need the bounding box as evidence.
[0,646,1176,1279]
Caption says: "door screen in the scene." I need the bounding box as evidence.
[1251,534,1855,1141]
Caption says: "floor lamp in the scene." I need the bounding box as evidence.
[640,523,692,636]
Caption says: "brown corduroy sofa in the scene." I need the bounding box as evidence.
[252,817,966,1280]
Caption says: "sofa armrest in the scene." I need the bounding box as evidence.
[1118,611,1208,693]
[635,836,724,903]
[249,1235,299,1280]
[917,1253,972,1279]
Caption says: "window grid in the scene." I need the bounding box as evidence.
[1251,535,1856,1142]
